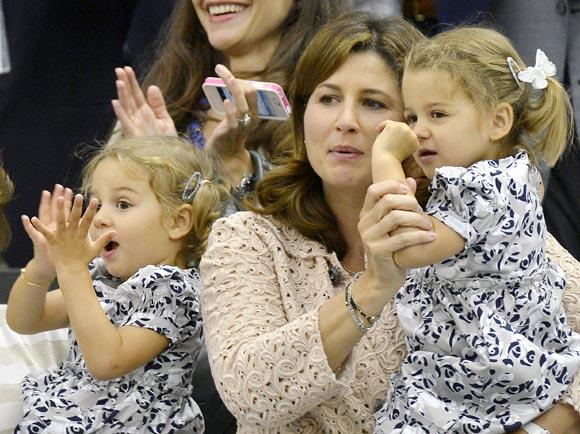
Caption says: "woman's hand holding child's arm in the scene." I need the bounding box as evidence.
[319,181,436,371]
[6,185,73,333]
[32,194,169,380]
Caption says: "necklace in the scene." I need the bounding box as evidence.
[341,263,363,276]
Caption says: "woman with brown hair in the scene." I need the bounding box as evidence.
[199,12,580,433]
[111,0,352,195]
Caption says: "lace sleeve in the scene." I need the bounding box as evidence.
[546,232,580,413]
[199,214,353,428]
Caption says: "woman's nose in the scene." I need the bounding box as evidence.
[335,102,359,133]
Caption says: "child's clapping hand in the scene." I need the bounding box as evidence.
[374,120,419,162]
[21,185,73,284]
[30,193,116,272]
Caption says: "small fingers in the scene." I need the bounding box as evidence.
[54,197,67,233]
[49,184,65,223]
[79,197,98,233]
[38,190,52,222]
[21,215,43,242]
[62,188,74,222]
[30,216,54,241]
[67,194,84,227]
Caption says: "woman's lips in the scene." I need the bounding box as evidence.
[329,146,363,160]
[207,3,248,23]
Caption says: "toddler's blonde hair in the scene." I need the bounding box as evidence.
[406,27,573,166]
[82,136,228,263]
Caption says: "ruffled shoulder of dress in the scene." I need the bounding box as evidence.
[91,260,200,302]
[211,211,332,260]
[123,264,200,295]
[430,150,535,203]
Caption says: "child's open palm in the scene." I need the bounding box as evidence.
[30,194,115,270]
[21,185,73,282]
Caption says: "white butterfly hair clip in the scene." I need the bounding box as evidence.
[507,49,556,90]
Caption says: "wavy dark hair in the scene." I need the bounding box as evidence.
[251,12,426,259]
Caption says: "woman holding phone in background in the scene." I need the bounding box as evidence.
[110,0,352,197]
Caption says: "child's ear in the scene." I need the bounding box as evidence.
[167,204,194,240]
[488,102,514,141]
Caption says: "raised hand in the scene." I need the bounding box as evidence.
[21,185,73,283]
[205,64,257,187]
[205,64,258,155]
[112,66,178,138]
[30,194,115,272]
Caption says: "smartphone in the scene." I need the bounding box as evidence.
[202,77,291,121]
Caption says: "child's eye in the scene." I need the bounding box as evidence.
[363,99,386,110]
[431,111,446,119]
[116,200,132,210]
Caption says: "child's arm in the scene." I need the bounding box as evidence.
[57,265,170,380]
[32,194,169,380]
[6,186,72,333]
[371,121,464,268]
[372,120,419,191]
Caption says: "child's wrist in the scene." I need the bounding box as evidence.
[24,260,55,285]
[378,149,408,163]
[55,261,89,280]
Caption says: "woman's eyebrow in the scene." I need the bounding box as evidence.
[317,83,341,91]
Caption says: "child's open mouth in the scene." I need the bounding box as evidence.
[103,241,119,258]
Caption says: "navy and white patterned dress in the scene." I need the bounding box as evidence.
[374,151,580,434]
[16,259,205,433]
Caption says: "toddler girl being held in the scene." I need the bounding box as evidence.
[372,28,580,433]
[6,136,228,433]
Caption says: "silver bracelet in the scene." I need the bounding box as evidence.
[345,275,380,332]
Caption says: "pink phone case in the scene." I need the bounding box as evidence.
[203,77,291,115]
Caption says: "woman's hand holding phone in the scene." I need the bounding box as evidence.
[112,66,178,138]
[204,64,258,188]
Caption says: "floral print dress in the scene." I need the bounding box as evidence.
[374,151,580,434]
[16,259,205,433]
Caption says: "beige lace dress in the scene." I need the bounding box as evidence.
[200,212,580,434]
